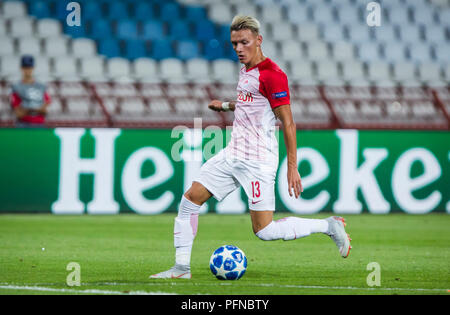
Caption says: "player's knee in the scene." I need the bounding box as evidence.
[183,191,203,206]
[184,182,211,206]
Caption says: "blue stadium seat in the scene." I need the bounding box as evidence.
[169,20,192,40]
[122,0,155,4]
[116,20,139,40]
[185,6,206,22]
[125,39,147,60]
[224,42,238,61]
[89,19,112,40]
[204,39,225,60]
[195,20,216,42]
[176,40,200,60]
[142,20,165,40]
[151,39,174,60]
[160,2,180,22]
[218,24,231,42]
[54,0,72,20]
[64,23,86,38]
[98,38,121,58]
[81,1,103,21]
[107,1,129,20]
[29,1,52,19]
[132,2,154,21]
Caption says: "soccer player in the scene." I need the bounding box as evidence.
[10,55,51,127]
[150,16,351,279]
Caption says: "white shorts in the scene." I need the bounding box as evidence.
[195,150,278,211]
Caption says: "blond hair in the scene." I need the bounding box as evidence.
[230,15,260,35]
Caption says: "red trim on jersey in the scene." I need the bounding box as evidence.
[245,57,270,72]
[43,91,51,104]
[10,91,50,124]
[256,58,290,109]
[10,92,22,108]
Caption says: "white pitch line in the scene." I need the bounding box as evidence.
[0,285,177,295]
[86,281,449,293]
[254,283,449,293]
[0,282,447,294]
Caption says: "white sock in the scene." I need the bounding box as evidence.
[174,196,200,267]
[256,217,329,241]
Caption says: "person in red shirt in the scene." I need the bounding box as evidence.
[10,55,51,127]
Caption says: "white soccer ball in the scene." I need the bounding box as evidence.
[209,245,247,280]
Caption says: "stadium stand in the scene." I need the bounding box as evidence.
[0,0,449,129]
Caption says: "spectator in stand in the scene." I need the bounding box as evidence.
[10,55,51,127]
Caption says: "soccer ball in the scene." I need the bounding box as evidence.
[209,245,247,280]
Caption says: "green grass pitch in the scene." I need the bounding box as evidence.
[0,213,449,295]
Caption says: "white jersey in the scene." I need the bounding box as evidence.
[196,58,291,211]
[225,58,290,167]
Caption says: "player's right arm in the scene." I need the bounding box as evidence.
[208,100,236,112]
[10,91,29,119]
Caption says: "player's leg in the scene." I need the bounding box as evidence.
[238,166,326,239]
[149,182,212,279]
[250,210,328,239]
[249,210,273,234]
[251,211,352,258]
[240,163,352,258]
[184,181,213,204]
[174,182,212,267]
[150,151,239,279]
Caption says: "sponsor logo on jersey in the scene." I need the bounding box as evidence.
[271,91,287,99]
[238,91,253,103]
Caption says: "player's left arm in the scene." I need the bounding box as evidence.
[37,92,51,115]
[262,68,302,198]
[273,105,303,198]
